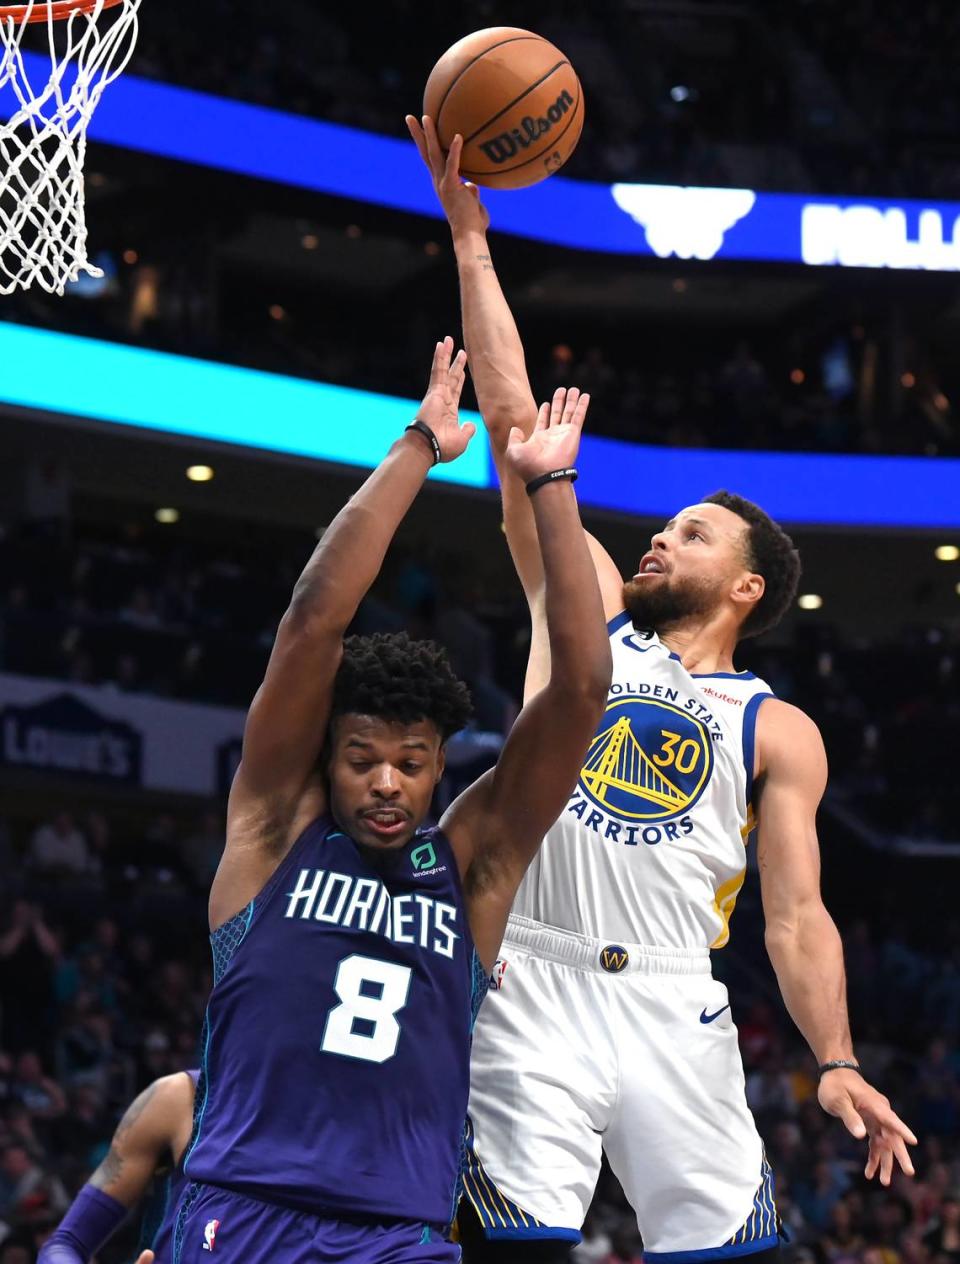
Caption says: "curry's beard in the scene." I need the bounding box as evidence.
[622,575,718,633]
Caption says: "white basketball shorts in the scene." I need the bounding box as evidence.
[464,916,779,1260]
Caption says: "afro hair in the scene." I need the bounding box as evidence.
[330,631,473,742]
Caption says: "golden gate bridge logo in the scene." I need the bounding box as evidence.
[579,697,712,822]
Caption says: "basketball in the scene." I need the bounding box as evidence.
[423,27,584,190]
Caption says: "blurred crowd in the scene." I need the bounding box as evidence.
[0,865,212,1262]
[128,0,960,198]
[2,500,958,844]
[0,500,521,734]
[525,338,958,459]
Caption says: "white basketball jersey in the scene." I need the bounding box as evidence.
[512,613,775,951]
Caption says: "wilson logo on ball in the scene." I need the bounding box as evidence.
[424,27,584,189]
[478,88,576,165]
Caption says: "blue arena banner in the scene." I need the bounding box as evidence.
[0,322,487,488]
[574,435,960,529]
[1,323,958,528]
[5,58,960,270]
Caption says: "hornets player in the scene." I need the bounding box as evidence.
[173,338,611,1263]
[38,1069,197,1264]
[408,119,917,1264]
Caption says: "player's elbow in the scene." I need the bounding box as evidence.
[763,919,800,963]
[549,661,610,728]
[284,586,347,639]
[586,648,613,707]
[553,637,612,703]
[764,896,833,960]
[485,400,538,448]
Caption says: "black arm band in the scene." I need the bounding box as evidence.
[526,467,578,496]
[818,1059,860,1077]
[404,418,441,465]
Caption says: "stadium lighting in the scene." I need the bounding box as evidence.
[798,594,823,610]
[155,507,179,524]
[186,465,215,482]
[935,545,960,561]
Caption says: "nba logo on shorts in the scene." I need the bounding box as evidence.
[600,945,629,973]
[490,958,509,990]
[202,1219,221,1251]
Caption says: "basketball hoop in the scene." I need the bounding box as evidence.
[0,0,142,295]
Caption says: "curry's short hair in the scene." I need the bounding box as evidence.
[331,631,472,741]
[703,490,801,638]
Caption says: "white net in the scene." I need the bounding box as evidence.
[0,0,142,295]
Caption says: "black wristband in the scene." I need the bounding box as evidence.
[405,418,441,466]
[526,467,578,497]
[818,1059,860,1078]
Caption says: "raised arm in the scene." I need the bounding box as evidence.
[756,699,917,1185]
[442,390,611,967]
[407,116,623,686]
[37,1072,194,1264]
[214,339,473,925]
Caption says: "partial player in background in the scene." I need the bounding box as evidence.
[408,116,917,1264]
[37,1069,197,1264]
[173,340,610,1263]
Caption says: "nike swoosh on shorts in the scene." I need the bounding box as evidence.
[699,1005,730,1024]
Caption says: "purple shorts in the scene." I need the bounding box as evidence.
[173,1183,460,1264]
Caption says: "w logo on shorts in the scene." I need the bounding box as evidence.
[600,945,629,973]
[202,1218,221,1251]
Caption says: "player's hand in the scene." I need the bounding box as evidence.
[134,1252,155,1264]
[503,387,590,483]
[412,336,475,464]
[406,114,490,239]
[818,1069,917,1185]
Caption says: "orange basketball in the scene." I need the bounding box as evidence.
[423,27,584,191]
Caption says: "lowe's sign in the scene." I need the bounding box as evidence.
[4,57,960,272]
